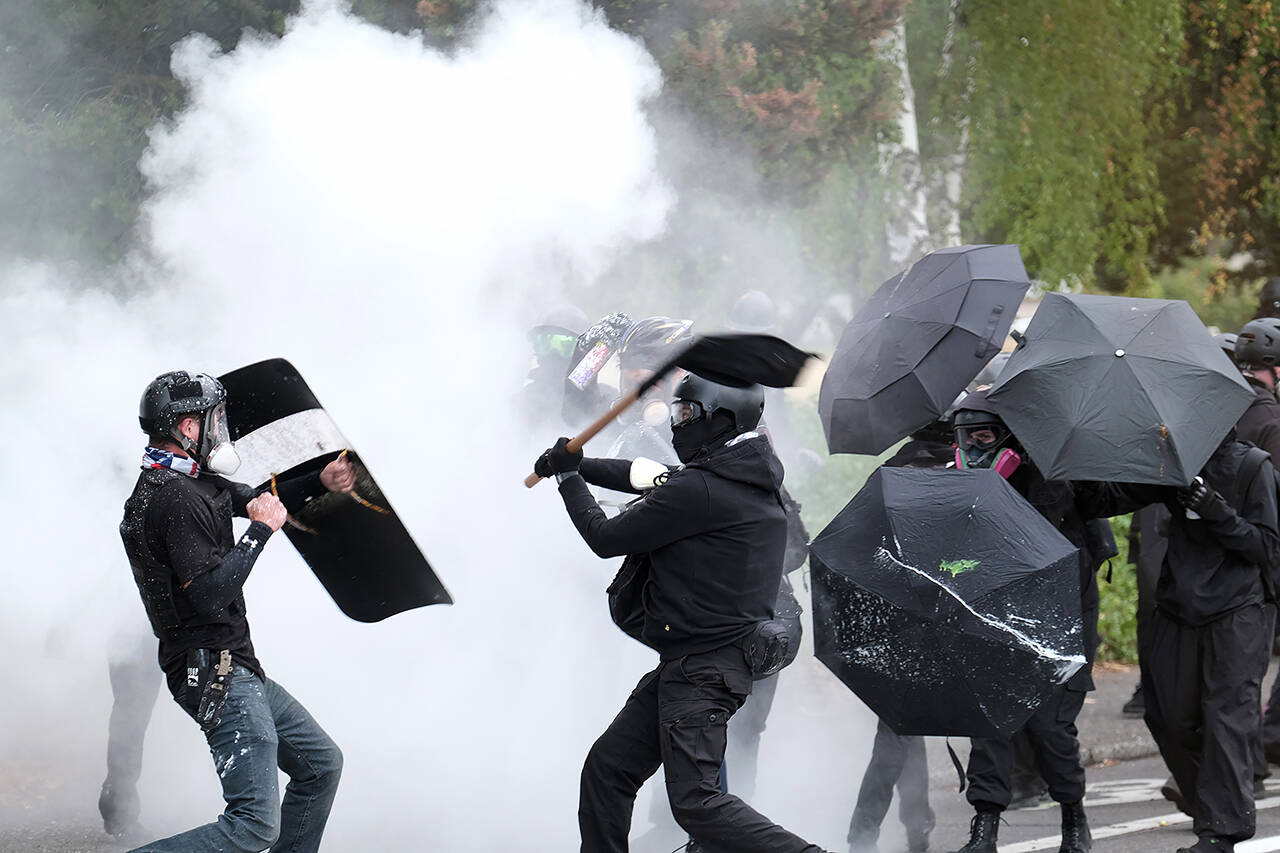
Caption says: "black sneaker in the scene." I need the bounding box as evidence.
[1122,684,1144,717]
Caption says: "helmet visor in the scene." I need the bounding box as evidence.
[670,400,705,428]
[533,331,579,361]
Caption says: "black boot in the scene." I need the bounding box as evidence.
[1058,801,1090,853]
[949,811,999,853]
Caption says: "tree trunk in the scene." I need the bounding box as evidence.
[879,17,933,266]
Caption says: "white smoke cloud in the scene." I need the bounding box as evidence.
[0,1,872,848]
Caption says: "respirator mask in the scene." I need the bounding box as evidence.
[197,402,241,476]
[953,420,1021,479]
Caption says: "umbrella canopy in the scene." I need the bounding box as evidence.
[642,333,815,392]
[987,293,1254,485]
[810,467,1084,738]
[819,244,1030,455]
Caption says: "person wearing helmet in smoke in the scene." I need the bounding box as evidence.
[606,316,695,464]
[533,373,829,853]
[947,390,1107,853]
[120,371,353,853]
[519,303,601,430]
[98,628,161,841]
[718,293,811,803]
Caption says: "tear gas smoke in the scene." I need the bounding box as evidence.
[0,1,875,848]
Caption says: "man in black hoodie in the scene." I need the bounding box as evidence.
[535,372,826,853]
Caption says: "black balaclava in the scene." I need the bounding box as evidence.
[672,411,739,464]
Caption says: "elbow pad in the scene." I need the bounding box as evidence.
[630,458,671,491]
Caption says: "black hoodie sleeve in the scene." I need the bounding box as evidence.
[150,485,274,617]
[557,470,710,557]
[1072,481,1173,519]
[578,458,639,494]
[1198,460,1280,567]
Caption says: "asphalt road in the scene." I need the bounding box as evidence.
[3,663,1273,853]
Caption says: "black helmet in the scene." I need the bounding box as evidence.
[1214,332,1238,363]
[1236,318,1280,367]
[530,304,588,338]
[670,371,765,434]
[139,371,225,438]
[529,304,589,362]
[618,316,694,372]
[139,371,239,473]
[726,290,776,333]
[951,390,1017,469]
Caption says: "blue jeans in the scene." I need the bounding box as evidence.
[129,666,342,853]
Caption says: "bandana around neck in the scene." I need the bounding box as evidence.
[144,446,200,478]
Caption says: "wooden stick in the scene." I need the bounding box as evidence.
[524,389,641,488]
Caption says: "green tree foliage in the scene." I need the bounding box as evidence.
[926,1,1184,289]
[1153,1,1280,281]
[0,0,297,265]
[1097,514,1138,663]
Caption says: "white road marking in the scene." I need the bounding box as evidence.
[1000,797,1280,853]
[1239,834,1280,853]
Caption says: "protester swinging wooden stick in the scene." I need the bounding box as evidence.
[524,333,816,488]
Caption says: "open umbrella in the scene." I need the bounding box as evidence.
[987,293,1254,485]
[819,244,1030,455]
[810,467,1084,738]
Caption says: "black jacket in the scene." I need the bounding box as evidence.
[1237,381,1280,460]
[121,465,324,700]
[1077,439,1280,626]
[558,435,787,660]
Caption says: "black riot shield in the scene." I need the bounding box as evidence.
[220,358,452,622]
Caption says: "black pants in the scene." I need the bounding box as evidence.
[966,682,1089,809]
[100,637,162,832]
[579,644,821,853]
[1143,605,1271,841]
[848,718,933,845]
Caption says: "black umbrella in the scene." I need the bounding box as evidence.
[987,293,1254,485]
[820,244,1030,455]
[810,467,1084,738]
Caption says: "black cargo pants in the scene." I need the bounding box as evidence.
[1143,604,1272,842]
[579,643,822,853]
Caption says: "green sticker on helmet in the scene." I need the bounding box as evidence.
[939,559,980,577]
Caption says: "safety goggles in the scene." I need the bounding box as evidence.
[954,422,1008,452]
[670,399,706,428]
[533,331,579,360]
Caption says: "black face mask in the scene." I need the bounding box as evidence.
[671,415,737,464]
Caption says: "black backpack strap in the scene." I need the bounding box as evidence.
[1235,447,1271,511]
[1233,446,1277,603]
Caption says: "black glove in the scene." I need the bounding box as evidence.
[535,437,583,478]
[1178,477,1228,520]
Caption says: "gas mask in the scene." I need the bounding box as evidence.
[953,420,1021,479]
[196,402,241,476]
[670,400,736,464]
